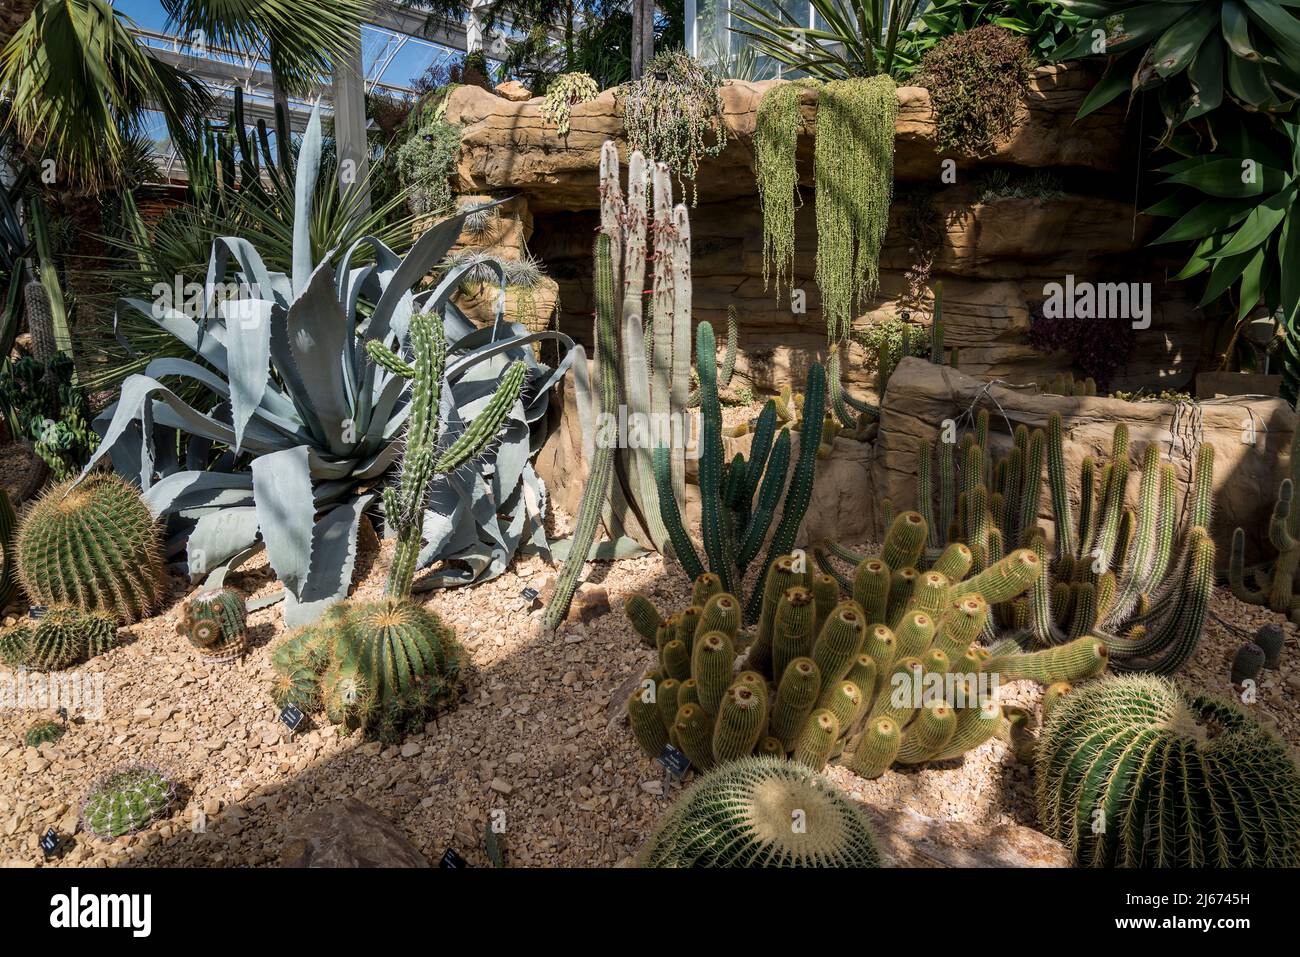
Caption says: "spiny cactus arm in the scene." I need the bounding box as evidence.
[654,444,707,583]
[1190,444,1215,532]
[735,428,791,571]
[688,305,740,405]
[745,363,826,623]
[1106,445,1163,626]
[984,637,1108,684]
[813,547,853,591]
[364,339,416,379]
[828,343,878,428]
[742,401,779,511]
[544,234,620,629]
[434,361,526,473]
[1228,528,1268,604]
[696,321,738,595]
[918,441,938,548]
[952,548,1043,604]
[620,296,669,552]
[1017,429,1045,544]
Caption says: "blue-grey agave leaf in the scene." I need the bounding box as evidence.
[283,260,354,456]
[222,297,274,453]
[185,506,261,583]
[292,106,323,296]
[284,495,375,626]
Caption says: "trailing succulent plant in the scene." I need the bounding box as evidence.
[545,143,735,626]
[82,764,175,840]
[16,473,164,622]
[639,756,882,867]
[620,51,727,205]
[176,588,248,662]
[81,105,575,627]
[540,72,599,137]
[0,606,120,670]
[269,598,461,742]
[657,325,826,625]
[754,81,806,298]
[625,514,1108,780]
[1230,439,1300,624]
[832,408,1216,675]
[23,719,66,748]
[1035,675,1300,867]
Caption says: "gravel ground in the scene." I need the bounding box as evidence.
[1,465,1297,867]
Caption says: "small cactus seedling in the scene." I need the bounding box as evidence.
[23,719,65,748]
[1255,624,1285,670]
[81,765,175,840]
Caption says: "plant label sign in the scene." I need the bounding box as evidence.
[657,744,690,779]
[40,828,60,858]
[520,586,541,608]
[439,848,469,869]
[28,605,46,620]
[279,704,304,733]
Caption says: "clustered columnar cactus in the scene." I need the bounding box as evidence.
[839,410,1214,675]
[1041,371,1097,397]
[367,311,526,599]
[1230,440,1300,624]
[270,599,461,743]
[23,719,65,748]
[0,605,120,670]
[639,756,882,867]
[546,144,740,629]
[81,765,175,840]
[658,321,826,624]
[176,588,248,662]
[626,515,1108,779]
[1035,676,1300,867]
[16,474,165,622]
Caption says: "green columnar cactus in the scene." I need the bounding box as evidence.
[657,321,826,626]
[1255,624,1285,669]
[692,572,723,607]
[895,700,957,764]
[691,631,734,715]
[678,678,701,710]
[713,684,768,762]
[697,592,741,640]
[24,719,65,748]
[892,609,936,660]
[269,598,460,743]
[747,555,805,676]
[1229,441,1300,623]
[851,558,890,626]
[793,709,839,770]
[656,678,683,730]
[16,474,164,622]
[369,310,526,599]
[82,765,175,840]
[930,699,1002,762]
[176,588,247,661]
[772,586,816,683]
[849,716,901,779]
[662,638,691,682]
[985,637,1109,684]
[811,572,840,635]
[629,687,670,756]
[817,680,864,733]
[1035,676,1300,867]
[757,736,785,757]
[0,489,16,609]
[882,511,927,570]
[673,703,716,771]
[810,603,866,696]
[771,657,822,750]
[845,655,878,703]
[624,593,662,645]
[640,757,882,867]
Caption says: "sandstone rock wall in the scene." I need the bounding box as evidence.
[447,66,1217,397]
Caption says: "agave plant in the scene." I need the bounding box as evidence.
[80,107,576,626]
[1053,1,1300,128]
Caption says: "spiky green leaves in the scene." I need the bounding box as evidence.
[17,474,164,622]
[640,756,882,867]
[1036,676,1300,867]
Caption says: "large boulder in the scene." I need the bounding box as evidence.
[872,358,1297,561]
[279,798,429,868]
[864,805,1072,867]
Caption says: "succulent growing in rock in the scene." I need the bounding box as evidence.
[177,588,248,661]
[1035,676,1300,867]
[16,474,164,622]
[639,756,882,867]
[82,765,175,840]
[23,719,65,748]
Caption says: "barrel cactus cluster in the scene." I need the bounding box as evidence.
[0,605,119,670]
[828,411,1216,675]
[1035,676,1300,867]
[15,473,165,623]
[81,764,175,840]
[625,512,1109,779]
[176,588,248,662]
[639,756,882,867]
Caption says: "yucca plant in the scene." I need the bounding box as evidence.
[730,0,926,79]
[79,106,577,626]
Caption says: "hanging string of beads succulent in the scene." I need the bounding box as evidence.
[540,72,599,137]
[621,51,726,205]
[815,76,898,344]
[755,81,804,297]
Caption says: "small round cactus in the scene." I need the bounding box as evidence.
[1036,676,1300,867]
[82,765,175,840]
[0,624,31,666]
[16,474,165,622]
[177,588,247,661]
[1255,624,1285,670]
[1230,643,1265,685]
[25,606,119,671]
[640,756,882,867]
[23,719,65,748]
